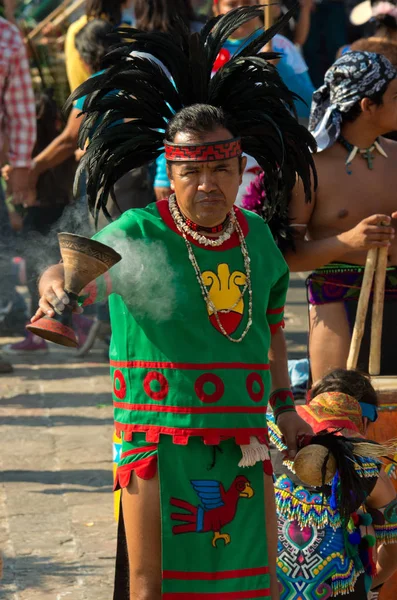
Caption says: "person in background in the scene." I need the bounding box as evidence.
[278,0,314,48]
[303,0,349,88]
[2,19,125,355]
[65,0,135,92]
[0,14,36,373]
[269,369,397,599]
[133,0,203,32]
[343,0,397,66]
[212,0,314,119]
[285,52,397,382]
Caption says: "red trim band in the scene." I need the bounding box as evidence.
[114,422,269,446]
[114,456,158,489]
[266,306,284,315]
[269,320,285,335]
[163,567,269,581]
[120,445,158,459]
[110,360,269,370]
[163,590,270,599]
[114,402,267,414]
[164,138,242,162]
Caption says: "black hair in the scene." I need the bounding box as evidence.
[165,104,243,172]
[341,86,386,123]
[85,0,124,24]
[133,0,196,32]
[75,19,118,73]
[374,13,397,35]
[311,368,379,407]
[166,104,237,142]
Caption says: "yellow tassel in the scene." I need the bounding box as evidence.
[353,440,397,459]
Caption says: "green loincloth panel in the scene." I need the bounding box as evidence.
[158,436,270,598]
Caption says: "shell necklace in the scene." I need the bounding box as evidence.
[169,194,235,247]
[338,135,387,175]
[169,196,253,343]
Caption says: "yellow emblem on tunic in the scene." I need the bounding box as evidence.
[202,264,246,334]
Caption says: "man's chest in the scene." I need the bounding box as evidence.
[313,157,397,229]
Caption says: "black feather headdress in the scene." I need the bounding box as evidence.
[68,5,317,222]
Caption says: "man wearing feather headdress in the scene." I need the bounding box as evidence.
[31,7,316,599]
[283,51,397,382]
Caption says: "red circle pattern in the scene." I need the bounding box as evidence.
[195,373,225,403]
[143,371,169,401]
[246,373,265,402]
[113,369,127,400]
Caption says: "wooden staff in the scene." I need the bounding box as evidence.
[369,246,388,375]
[26,0,72,41]
[52,0,86,29]
[346,248,378,370]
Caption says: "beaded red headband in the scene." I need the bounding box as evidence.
[164,137,242,162]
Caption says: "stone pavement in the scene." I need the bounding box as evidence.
[0,274,308,600]
[0,344,115,600]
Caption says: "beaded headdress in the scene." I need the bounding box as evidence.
[69,5,316,222]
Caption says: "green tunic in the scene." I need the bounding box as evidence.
[91,200,289,447]
[87,199,289,598]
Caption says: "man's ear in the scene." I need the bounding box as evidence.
[361,96,377,116]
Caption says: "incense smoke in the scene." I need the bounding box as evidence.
[98,228,178,322]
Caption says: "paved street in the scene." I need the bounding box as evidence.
[0,274,308,600]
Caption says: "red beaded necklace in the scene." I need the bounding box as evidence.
[182,213,231,234]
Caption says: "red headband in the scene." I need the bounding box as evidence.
[164,137,242,162]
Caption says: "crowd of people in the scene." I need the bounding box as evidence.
[2,0,397,599]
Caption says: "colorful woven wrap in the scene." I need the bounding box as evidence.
[270,391,382,599]
[275,475,368,599]
[307,263,397,305]
[296,392,365,435]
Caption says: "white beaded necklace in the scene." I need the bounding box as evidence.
[169,196,253,343]
[169,195,235,247]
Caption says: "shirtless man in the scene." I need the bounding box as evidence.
[285,51,397,381]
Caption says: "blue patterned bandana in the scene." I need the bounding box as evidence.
[309,51,397,151]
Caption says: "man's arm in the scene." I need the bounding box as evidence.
[284,179,396,272]
[268,328,312,458]
[366,470,397,589]
[30,107,83,183]
[294,0,313,47]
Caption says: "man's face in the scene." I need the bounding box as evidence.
[369,78,397,133]
[213,0,261,38]
[214,0,256,14]
[168,127,246,227]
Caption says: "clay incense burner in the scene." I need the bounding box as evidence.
[27,233,121,347]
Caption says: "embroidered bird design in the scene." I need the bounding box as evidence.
[170,475,254,547]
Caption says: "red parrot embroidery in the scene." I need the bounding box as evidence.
[170,475,254,547]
